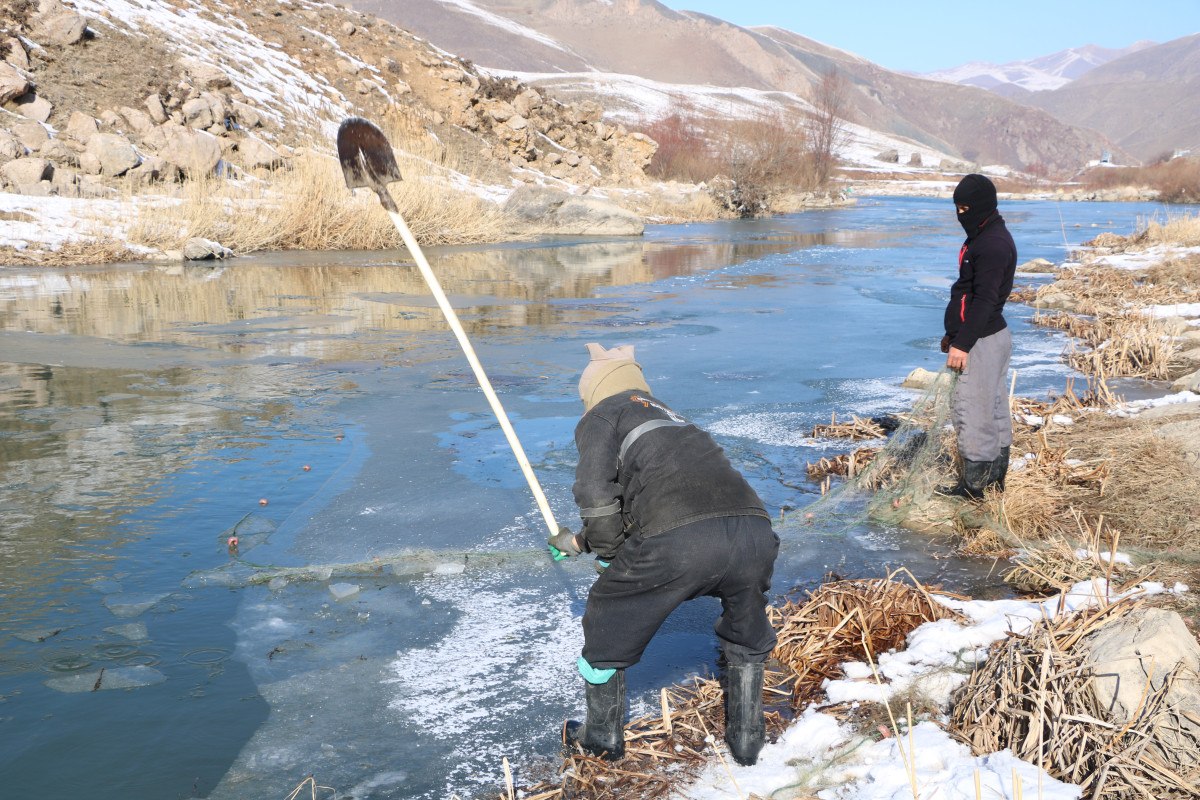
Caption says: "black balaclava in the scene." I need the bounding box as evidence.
[953,173,998,238]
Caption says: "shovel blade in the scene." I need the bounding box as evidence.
[336,117,403,191]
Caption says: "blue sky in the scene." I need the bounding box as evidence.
[662,0,1200,72]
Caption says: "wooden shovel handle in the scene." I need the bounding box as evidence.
[384,208,559,536]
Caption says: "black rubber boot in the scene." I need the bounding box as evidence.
[936,458,993,500]
[563,670,625,761]
[988,446,1011,492]
[724,662,765,766]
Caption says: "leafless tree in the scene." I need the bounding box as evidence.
[805,69,852,186]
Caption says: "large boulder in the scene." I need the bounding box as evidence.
[876,148,899,163]
[33,0,88,45]
[7,92,54,123]
[902,367,950,390]
[182,237,233,260]
[10,118,49,151]
[182,97,215,129]
[86,133,140,176]
[504,186,644,236]
[179,57,231,90]
[0,62,30,105]
[145,93,168,124]
[1082,608,1200,773]
[4,38,30,72]
[1,157,52,189]
[0,129,23,161]
[64,111,98,144]
[1172,368,1200,393]
[237,134,283,169]
[119,106,155,135]
[1018,258,1057,273]
[158,127,221,176]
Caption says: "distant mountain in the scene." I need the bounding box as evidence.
[923,42,1156,95]
[1022,34,1200,162]
[349,0,1121,172]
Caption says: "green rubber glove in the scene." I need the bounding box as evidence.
[548,527,581,561]
[594,559,610,574]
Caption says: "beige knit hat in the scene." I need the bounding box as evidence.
[578,342,651,411]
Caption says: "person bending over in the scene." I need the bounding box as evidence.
[548,343,780,766]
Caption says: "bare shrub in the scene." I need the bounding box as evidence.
[804,68,852,186]
[1080,156,1200,203]
[642,114,723,183]
[639,111,814,216]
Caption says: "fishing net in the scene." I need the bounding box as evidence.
[781,369,963,537]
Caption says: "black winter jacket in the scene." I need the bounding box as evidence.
[944,213,1017,352]
[573,392,768,560]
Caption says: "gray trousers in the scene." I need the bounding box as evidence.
[952,327,1013,462]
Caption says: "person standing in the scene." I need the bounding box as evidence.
[940,174,1018,498]
[548,343,780,766]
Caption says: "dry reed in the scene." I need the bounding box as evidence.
[0,240,139,267]
[127,151,512,254]
[950,597,1200,799]
[811,413,887,441]
[806,446,881,481]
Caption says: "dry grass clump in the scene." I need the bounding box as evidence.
[979,403,1200,577]
[128,150,512,255]
[1063,312,1180,381]
[517,576,955,800]
[613,188,726,223]
[811,413,887,441]
[950,598,1200,799]
[0,240,139,267]
[770,573,963,705]
[1141,210,1200,246]
[1002,512,1153,594]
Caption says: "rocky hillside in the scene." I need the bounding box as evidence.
[1020,34,1200,163]
[0,0,656,203]
[354,0,1123,172]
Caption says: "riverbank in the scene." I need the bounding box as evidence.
[512,213,1200,800]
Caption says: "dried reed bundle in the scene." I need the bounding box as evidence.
[770,573,963,705]
[950,598,1200,799]
[811,412,886,441]
[0,240,138,266]
[1002,511,1152,593]
[806,447,881,481]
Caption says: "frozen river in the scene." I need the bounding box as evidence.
[0,197,1179,798]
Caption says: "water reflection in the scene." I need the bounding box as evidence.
[0,231,891,363]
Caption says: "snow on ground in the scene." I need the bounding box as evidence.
[486,69,956,172]
[0,191,146,251]
[432,0,589,62]
[1087,244,1200,272]
[69,0,359,137]
[1112,390,1200,417]
[681,579,1183,800]
[1144,302,1200,318]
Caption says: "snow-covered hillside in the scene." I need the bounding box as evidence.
[924,41,1156,93]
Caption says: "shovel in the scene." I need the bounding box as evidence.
[335,117,561,540]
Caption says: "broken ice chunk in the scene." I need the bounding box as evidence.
[13,627,70,643]
[268,577,289,591]
[45,666,166,693]
[103,593,168,618]
[329,583,361,601]
[433,562,466,576]
[104,623,149,641]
